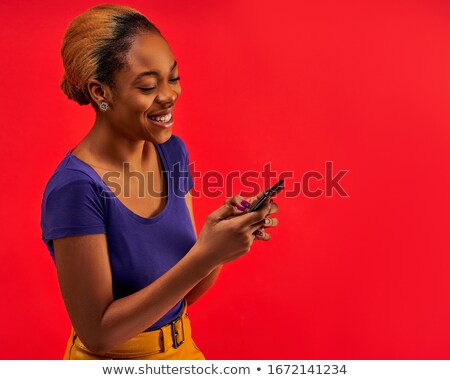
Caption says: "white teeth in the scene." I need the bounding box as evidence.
[149,113,172,123]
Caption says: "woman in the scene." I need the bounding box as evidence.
[40,4,280,360]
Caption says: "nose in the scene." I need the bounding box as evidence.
[156,81,179,106]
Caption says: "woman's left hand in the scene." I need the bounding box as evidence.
[223,190,281,241]
[245,193,280,241]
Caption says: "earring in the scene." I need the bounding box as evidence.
[99,101,109,112]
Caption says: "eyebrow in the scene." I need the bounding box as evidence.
[134,61,178,81]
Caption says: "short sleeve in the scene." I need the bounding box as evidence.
[41,177,107,246]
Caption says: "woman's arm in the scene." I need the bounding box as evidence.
[53,191,271,355]
[54,234,213,355]
[184,265,223,305]
[184,190,223,305]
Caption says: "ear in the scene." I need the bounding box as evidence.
[86,79,113,108]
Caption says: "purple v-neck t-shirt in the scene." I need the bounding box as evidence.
[40,134,196,331]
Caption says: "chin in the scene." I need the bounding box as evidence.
[148,130,173,145]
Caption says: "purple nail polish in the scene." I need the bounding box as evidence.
[256,230,264,236]
[236,205,245,211]
[241,200,250,207]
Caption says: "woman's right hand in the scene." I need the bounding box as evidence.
[193,193,274,269]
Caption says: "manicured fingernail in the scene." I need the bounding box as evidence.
[265,218,270,225]
[241,200,250,207]
[256,230,264,236]
[269,199,273,205]
[236,205,245,211]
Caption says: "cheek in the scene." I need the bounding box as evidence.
[136,96,155,110]
[121,95,156,114]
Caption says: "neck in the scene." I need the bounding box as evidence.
[76,117,153,172]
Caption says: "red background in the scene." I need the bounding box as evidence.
[1,0,450,359]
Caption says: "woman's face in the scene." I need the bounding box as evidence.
[105,33,181,144]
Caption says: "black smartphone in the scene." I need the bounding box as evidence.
[248,179,284,212]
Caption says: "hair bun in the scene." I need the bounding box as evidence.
[60,74,91,105]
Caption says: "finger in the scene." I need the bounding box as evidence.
[239,198,273,227]
[262,217,279,228]
[225,193,252,210]
[266,201,279,216]
[253,227,271,241]
[208,202,240,222]
[216,194,256,222]
[224,194,253,215]
[247,199,279,228]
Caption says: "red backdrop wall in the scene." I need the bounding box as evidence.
[1,0,449,359]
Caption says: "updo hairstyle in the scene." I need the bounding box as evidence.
[60,4,161,107]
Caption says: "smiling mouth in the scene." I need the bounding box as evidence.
[147,112,174,128]
[148,112,172,123]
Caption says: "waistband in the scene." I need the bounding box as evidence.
[71,299,191,359]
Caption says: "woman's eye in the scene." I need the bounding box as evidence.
[169,76,180,83]
[139,87,156,92]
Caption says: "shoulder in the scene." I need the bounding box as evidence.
[41,153,107,232]
[42,153,106,204]
[41,154,108,248]
[159,134,190,158]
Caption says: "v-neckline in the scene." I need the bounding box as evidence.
[68,143,172,224]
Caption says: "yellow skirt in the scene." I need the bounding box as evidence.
[63,300,205,360]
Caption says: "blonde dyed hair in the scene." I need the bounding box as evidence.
[60,4,161,106]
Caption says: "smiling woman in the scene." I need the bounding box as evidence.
[40,3,279,360]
